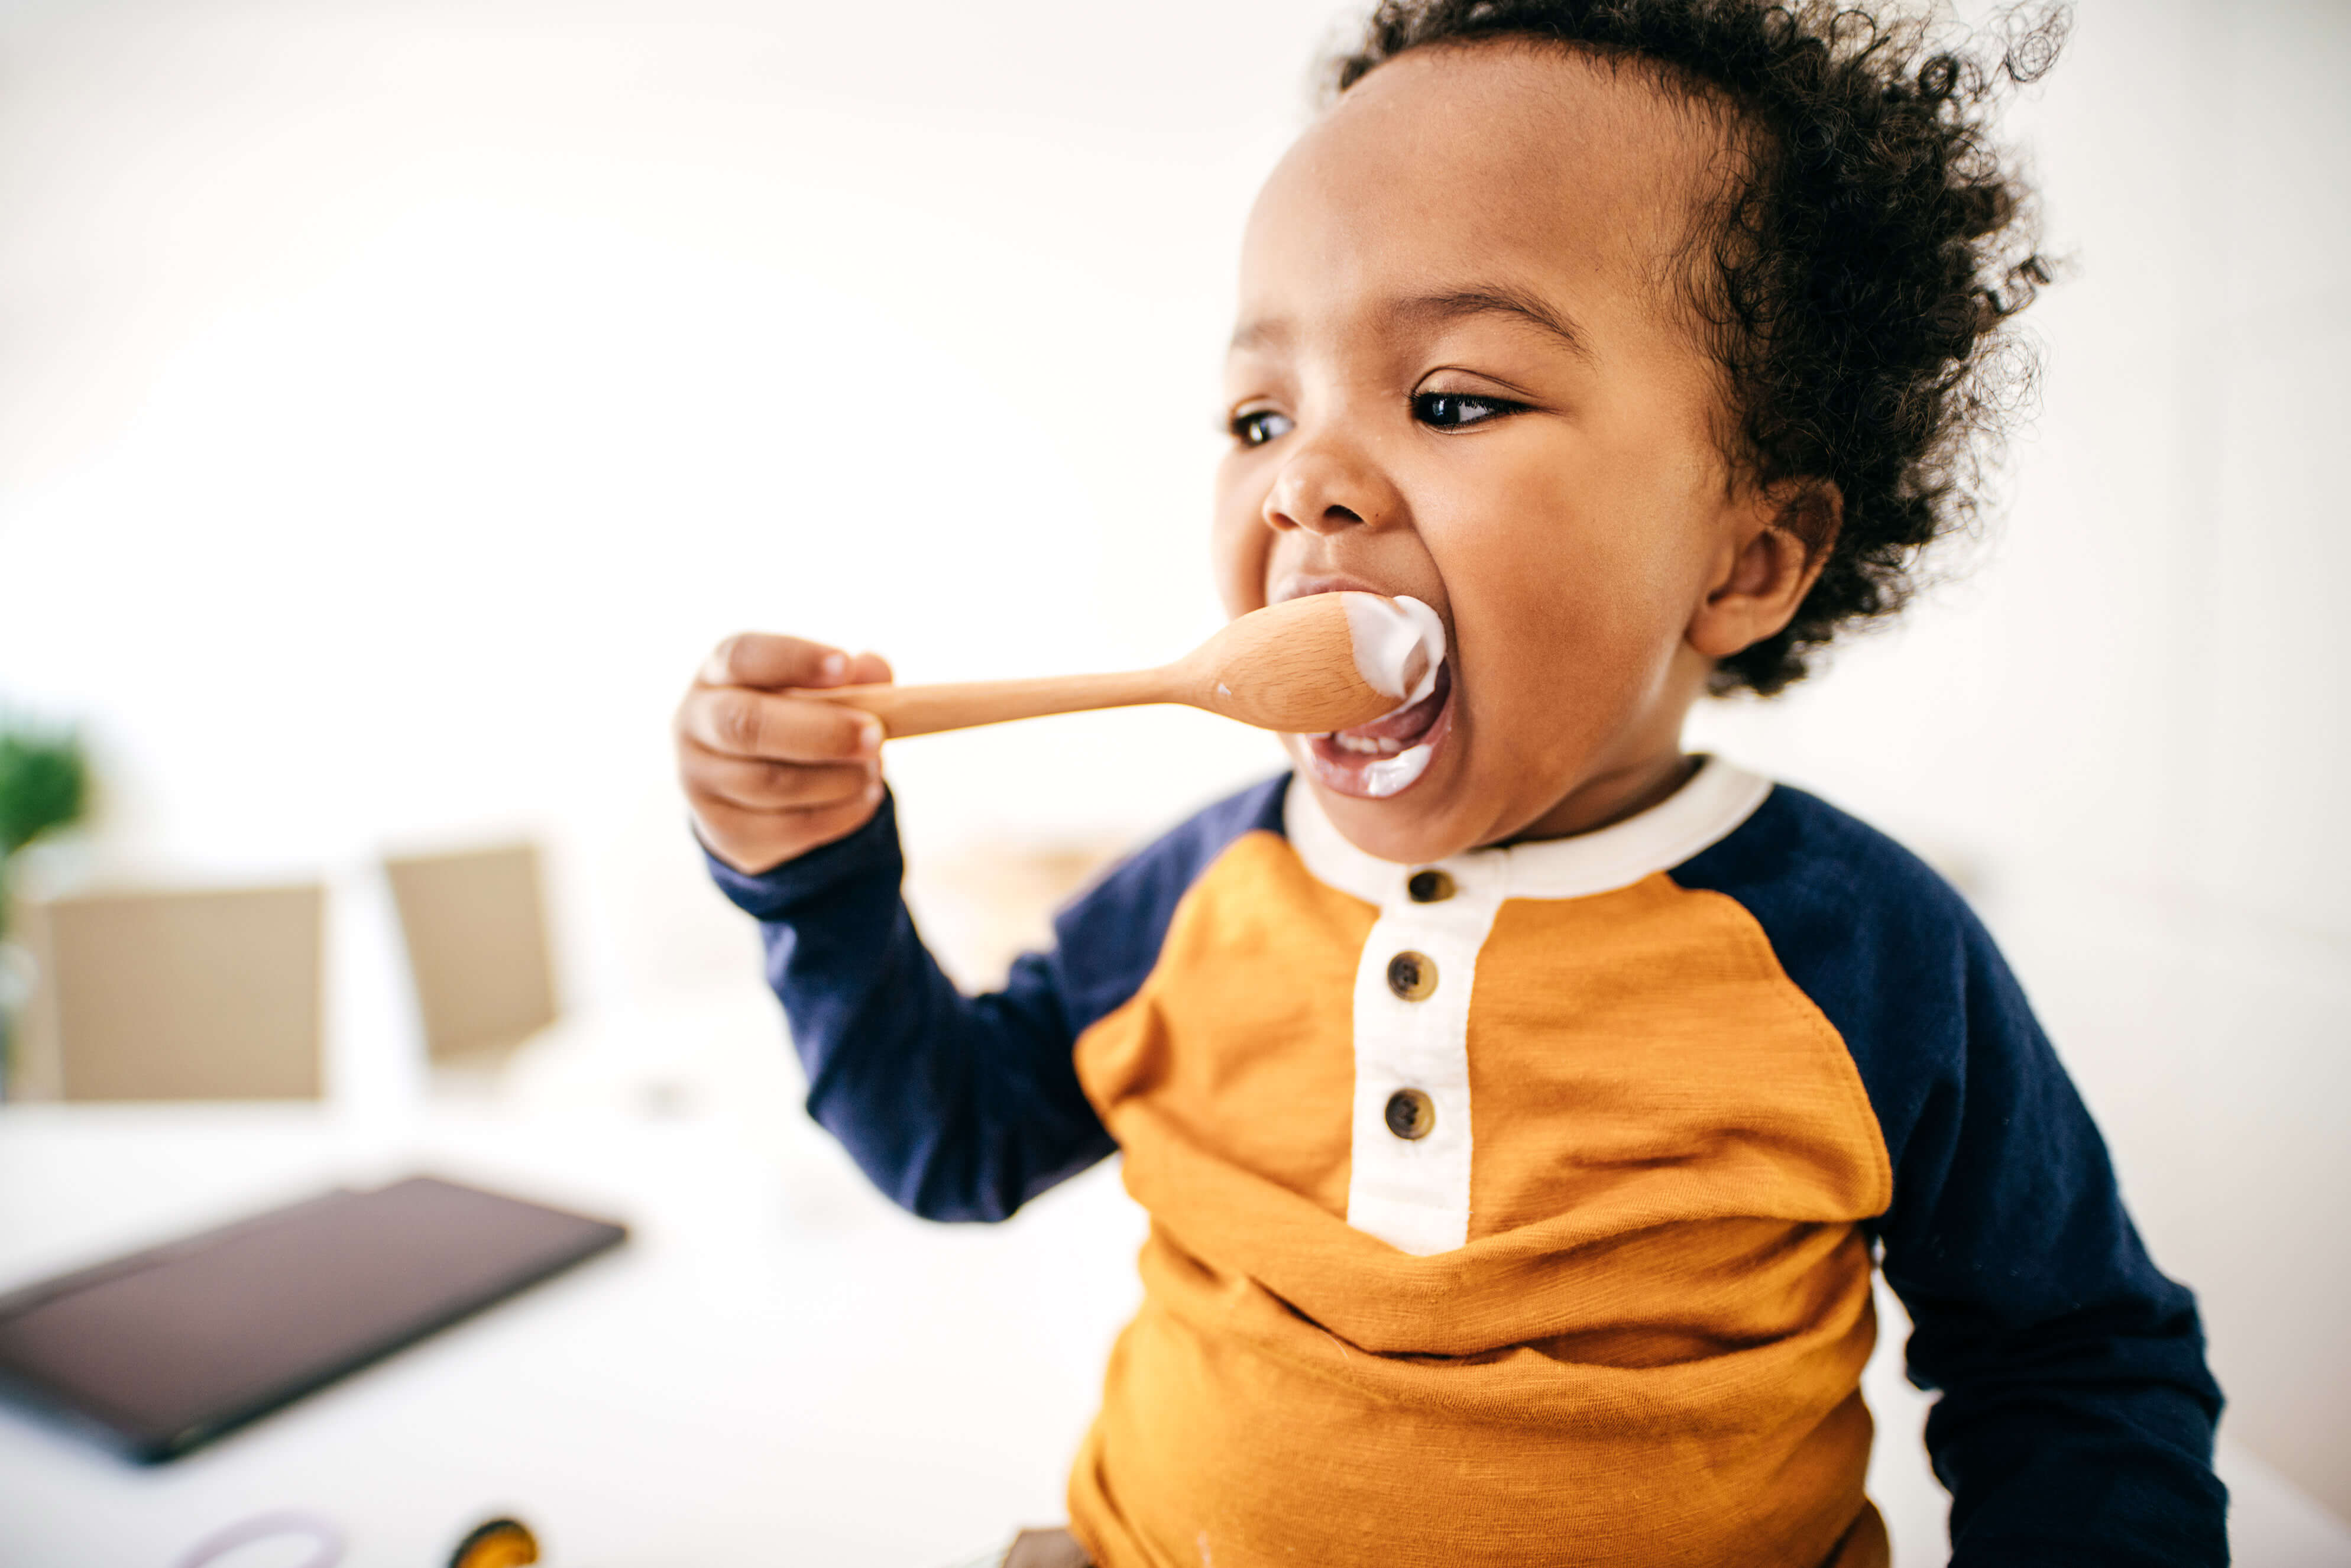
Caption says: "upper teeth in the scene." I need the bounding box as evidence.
[1329,731,1408,756]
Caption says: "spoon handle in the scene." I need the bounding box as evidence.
[797,668,1178,739]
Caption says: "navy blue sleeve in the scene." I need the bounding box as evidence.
[1675,787,2226,1568]
[704,776,1290,1223]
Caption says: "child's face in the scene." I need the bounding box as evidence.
[1215,44,1803,863]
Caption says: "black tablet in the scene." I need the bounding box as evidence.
[0,1174,627,1461]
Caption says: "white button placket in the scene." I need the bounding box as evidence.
[1287,761,1774,1255]
[1343,865,1503,1256]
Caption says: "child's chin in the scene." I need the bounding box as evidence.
[1288,697,1469,863]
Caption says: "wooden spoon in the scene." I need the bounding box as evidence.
[798,592,1443,740]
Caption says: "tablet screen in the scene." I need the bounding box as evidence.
[0,1175,626,1461]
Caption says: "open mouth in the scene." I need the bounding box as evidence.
[1305,655,1455,799]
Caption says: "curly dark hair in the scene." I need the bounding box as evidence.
[1327,1,2065,694]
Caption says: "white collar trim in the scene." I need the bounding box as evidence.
[1283,756,1773,906]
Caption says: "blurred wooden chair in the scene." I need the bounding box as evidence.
[905,841,1126,993]
[9,883,325,1101]
[382,843,558,1067]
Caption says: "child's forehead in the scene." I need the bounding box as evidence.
[1237,44,1731,339]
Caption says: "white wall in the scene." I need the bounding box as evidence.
[1690,0,2351,1511]
[0,0,2342,1518]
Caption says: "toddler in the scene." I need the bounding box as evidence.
[673,2,2224,1563]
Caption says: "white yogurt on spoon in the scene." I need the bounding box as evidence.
[1323,593,1449,798]
[1341,593,1446,711]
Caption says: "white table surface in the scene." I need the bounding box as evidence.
[3,997,2346,1568]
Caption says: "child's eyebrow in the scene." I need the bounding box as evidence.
[1393,287,1597,363]
[1225,285,1595,364]
[1227,316,1291,355]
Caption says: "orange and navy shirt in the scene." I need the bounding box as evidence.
[710,762,2223,1567]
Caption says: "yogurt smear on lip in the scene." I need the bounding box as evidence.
[1358,740,1435,797]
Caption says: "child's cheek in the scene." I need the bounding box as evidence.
[1450,519,1668,741]
[1210,472,1274,618]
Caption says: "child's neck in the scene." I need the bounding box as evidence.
[1501,749,1699,847]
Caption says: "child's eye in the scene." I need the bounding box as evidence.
[1413,391,1523,429]
[1230,409,1294,447]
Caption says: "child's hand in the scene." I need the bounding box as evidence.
[675,634,892,874]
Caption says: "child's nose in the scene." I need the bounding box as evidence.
[1262,435,1402,537]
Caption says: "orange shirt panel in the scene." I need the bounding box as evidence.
[1467,873,1892,1242]
[1075,830,1374,1222]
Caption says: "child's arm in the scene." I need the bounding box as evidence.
[681,633,1290,1220]
[677,630,1116,1220]
[1678,791,2224,1566]
[1869,928,2227,1566]
[704,789,1116,1220]
[704,779,1286,1221]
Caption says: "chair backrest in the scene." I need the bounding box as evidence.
[9,883,325,1101]
[382,842,557,1065]
[905,840,1125,992]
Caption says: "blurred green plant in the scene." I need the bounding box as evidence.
[0,721,90,937]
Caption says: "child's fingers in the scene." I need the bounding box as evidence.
[846,650,894,686]
[689,787,885,875]
[678,685,885,763]
[685,748,876,812]
[775,790,886,847]
[698,633,855,692]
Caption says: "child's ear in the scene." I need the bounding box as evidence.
[1686,478,1841,663]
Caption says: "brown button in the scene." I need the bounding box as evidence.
[1384,1087,1436,1141]
[1385,950,1436,1000]
[1406,869,1455,903]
